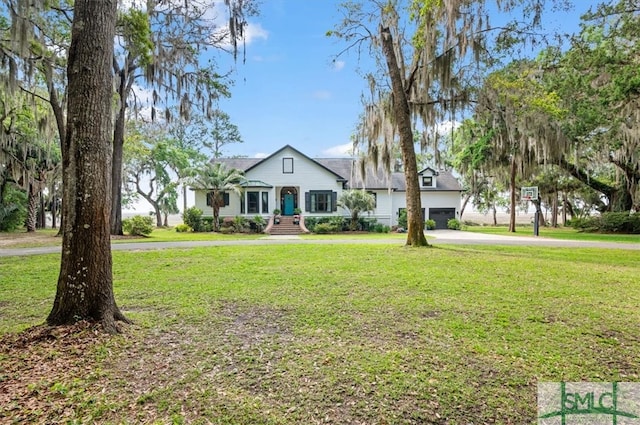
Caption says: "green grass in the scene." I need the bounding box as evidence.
[300,231,412,240]
[1,244,639,423]
[464,224,640,243]
[121,227,266,243]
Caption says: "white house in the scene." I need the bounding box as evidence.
[192,145,462,229]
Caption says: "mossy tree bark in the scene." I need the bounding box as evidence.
[47,0,130,333]
[380,25,428,247]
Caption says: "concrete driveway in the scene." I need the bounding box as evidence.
[0,230,638,257]
[429,229,640,249]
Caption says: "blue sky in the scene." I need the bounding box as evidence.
[214,0,362,159]
[212,0,602,160]
[126,0,603,213]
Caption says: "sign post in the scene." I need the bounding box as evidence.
[521,186,539,236]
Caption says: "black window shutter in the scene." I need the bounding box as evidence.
[206,192,213,207]
[224,192,230,206]
[332,192,337,212]
[305,192,310,212]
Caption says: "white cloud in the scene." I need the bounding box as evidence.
[433,120,462,135]
[312,90,332,100]
[243,23,269,44]
[322,143,354,157]
[332,60,345,71]
[254,152,269,158]
[206,1,269,48]
[131,84,154,104]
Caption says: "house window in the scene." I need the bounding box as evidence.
[367,191,377,208]
[247,191,259,214]
[261,192,269,214]
[206,191,229,207]
[422,176,433,187]
[283,157,294,174]
[306,191,336,213]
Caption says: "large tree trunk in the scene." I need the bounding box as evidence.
[48,0,129,334]
[44,49,67,238]
[459,193,471,220]
[183,184,188,214]
[557,156,632,211]
[110,64,134,236]
[551,190,558,227]
[380,25,427,247]
[51,196,57,229]
[533,198,545,228]
[154,205,163,228]
[37,189,46,229]
[561,191,567,226]
[26,182,38,232]
[508,156,517,233]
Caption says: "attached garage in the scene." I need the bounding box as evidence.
[429,208,456,229]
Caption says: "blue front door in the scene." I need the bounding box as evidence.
[284,194,295,215]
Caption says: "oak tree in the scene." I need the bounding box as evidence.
[47,0,129,333]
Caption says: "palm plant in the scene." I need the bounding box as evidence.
[190,163,245,231]
[338,190,376,231]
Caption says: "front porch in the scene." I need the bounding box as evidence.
[266,214,306,235]
[277,186,300,216]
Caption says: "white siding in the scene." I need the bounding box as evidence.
[190,146,461,226]
[388,191,461,226]
[193,191,242,217]
[246,146,344,215]
[368,189,394,226]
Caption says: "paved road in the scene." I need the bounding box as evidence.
[0,230,638,257]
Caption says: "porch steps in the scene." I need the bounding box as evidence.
[269,216,303,235]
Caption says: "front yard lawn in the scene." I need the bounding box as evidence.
[1,244,638,423]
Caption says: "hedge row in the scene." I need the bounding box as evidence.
[568,212,640,234]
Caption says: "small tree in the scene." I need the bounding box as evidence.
[206,110,244,158]
[338,190,376,231]
[189,163,244,231]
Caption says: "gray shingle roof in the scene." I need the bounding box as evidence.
[213,147,462,192]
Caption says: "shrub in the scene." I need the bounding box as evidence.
[600,212,639,233]
[233,216,249,232]
[0,186,27,232]
[314,223,337,234]
[303,216,342,232]
[219,227,234,234]
[328,216,347,231]
[373,223,390,233]
[252,215,266,233]
[447,218,461,230]
[358,217,377,232]
[221,216,235,228]
[123,215,154,236]
[183,207,203,232]
[568,213,639,234]
[398,209,407,229]
[567,217,594,231]
[304,217,318,232]
[201,217,214,232]
[175,224,191,233]
[425,219,436,230]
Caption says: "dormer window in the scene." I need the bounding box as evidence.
[422,176,433,187]
[283,157,294,173]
